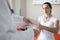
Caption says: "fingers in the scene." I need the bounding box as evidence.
[23,18,33,24]
[16,23,28,28]
[21,24,29,27]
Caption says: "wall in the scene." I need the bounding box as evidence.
[26,0,60,20]
[13,0,26,16]
[13,0,20,15]
[20,0,26,17]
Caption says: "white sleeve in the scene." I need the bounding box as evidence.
[12,15,24,23]
[53,18,58,23]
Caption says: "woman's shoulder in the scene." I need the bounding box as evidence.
[51,16,58,20]
[38,16,44,21]
[38,16,43,19]
[51,16,59,22]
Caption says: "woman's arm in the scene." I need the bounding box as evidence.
[39,20,59,33]
[23,17,33,24]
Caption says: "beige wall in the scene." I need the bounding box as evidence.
[13,0,26,16]
[20,0,26,17]
[26,0,60,20]
[13,0,20,15]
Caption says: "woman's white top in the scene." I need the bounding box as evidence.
[37,16,58,40]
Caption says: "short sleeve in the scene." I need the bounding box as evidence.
[53,17,58,23]
[52,17,59,28]
[12,14,24,23]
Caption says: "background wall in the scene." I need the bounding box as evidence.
[13,0,60,20]
[13,0,26,16]
[26,0,60,20]
[13,0,20,15]
[20,0,26,17]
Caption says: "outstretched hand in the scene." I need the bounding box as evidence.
[23,17,33,25]
[16,23,29,28]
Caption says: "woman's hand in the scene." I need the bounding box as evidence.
[39,24,44,30]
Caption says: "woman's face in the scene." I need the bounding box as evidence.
[42,4,52,16]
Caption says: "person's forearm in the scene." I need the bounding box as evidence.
[31,23,58,33]
[31,24,58,33]
[42,26,58,33]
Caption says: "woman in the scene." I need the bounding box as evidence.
[37,2,59,40]
[27,2,59,40]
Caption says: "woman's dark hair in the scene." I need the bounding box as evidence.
[43,2,52,9]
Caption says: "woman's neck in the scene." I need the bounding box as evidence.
[44,15,52,22]
[44,15,52,19]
